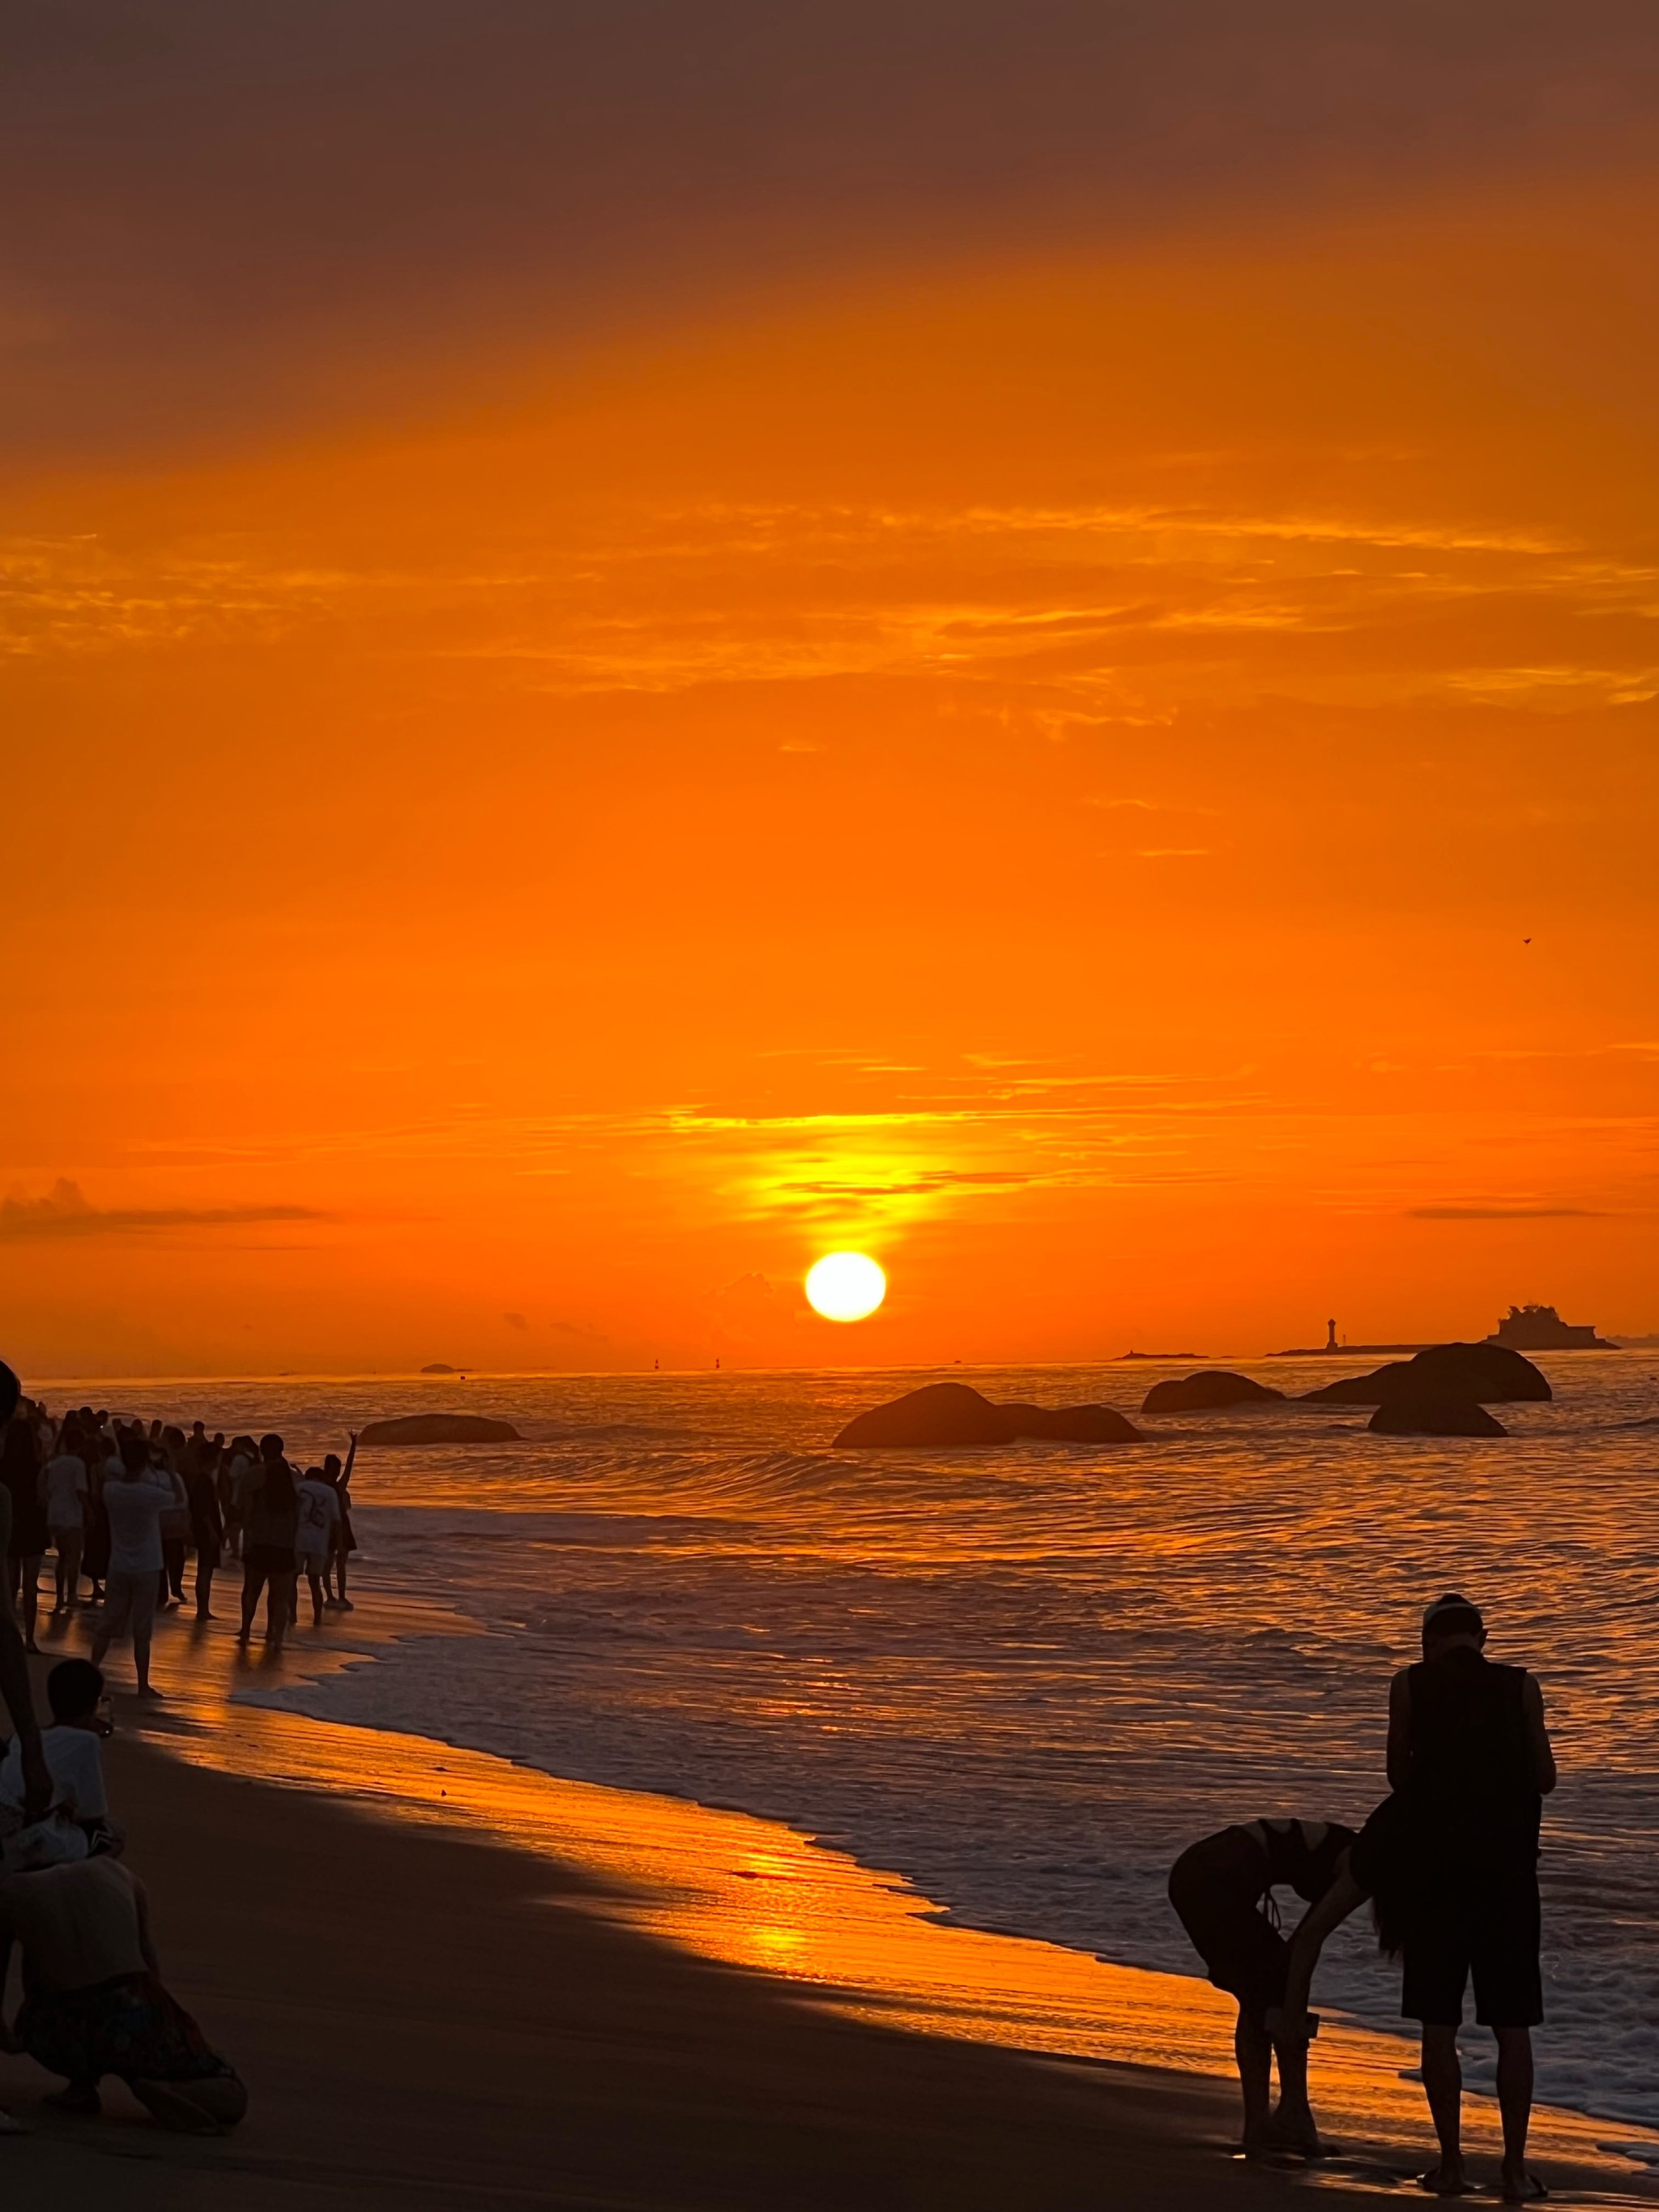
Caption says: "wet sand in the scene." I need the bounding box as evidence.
[4,1616,1656,2208]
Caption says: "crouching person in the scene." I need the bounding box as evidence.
[0,1828,245,2134]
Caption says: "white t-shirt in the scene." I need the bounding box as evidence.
[43,1454,89,1531]
[102,1475,171,1576]
[0,1723,108,1822]
[294,1477,341,1555]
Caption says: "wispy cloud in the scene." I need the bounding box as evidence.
[0,1180,329,1241]
[1406,1204,1603,1220]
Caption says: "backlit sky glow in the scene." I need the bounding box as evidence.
[5,3,1658,1373]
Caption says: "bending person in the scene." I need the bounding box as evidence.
[1168,1815,1355,2156]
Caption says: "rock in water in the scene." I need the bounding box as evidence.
[1369,1399,1508,1437]
[833,1382,1141,1447]
[834,1384,1013,1447]
[1303,1341,1549,1406]
[1141,1370,1286,1414]
[996,1403,1143,1442]
[357,1413,522,1445]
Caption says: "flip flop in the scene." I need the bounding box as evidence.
[0,2107,25,2136]
[1499,2175,1549,2202]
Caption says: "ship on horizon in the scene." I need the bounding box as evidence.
[1277,1303,1618,1356]
[1486,1303,1617,1351]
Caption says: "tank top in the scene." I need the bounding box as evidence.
[1405,1649,1540,1870]
[1239,1817,1356,1903]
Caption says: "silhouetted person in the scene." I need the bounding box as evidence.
[321,1437,357,1608]
[0,1364,49,1821]
[89,1433,172,1700]
[155,1428,190,1609]
[2,1412,46,1654]
[238,1437,298,1652]
[181,1442,224,1621]
[1168,1816,1356,2156]
[294,1467,339,1625]
[42,1420,90,1615]
[1274,1595,1555,2201]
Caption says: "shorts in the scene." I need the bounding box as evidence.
[243,1544,296,1578]
[295,1544,328,1573]
[1401,1864,1542,2028]
[1168,1828,1286,2024]
[100,1570,160,1646]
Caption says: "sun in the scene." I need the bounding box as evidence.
[804,1251,886,1322]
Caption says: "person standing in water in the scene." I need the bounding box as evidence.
[1273,1595,1556,2202]
[293,1467,339,1626]
[1168,1815,1357,2157]
[322,1436,357,1608]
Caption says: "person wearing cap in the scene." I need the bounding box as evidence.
[1273,1595,1556,2201]
[1167,1814,1358,2156]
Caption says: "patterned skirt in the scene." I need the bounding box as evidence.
[19,1973,235,2086]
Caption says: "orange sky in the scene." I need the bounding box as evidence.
[6,15,1659,1373]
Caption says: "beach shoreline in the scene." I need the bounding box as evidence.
[7,1617,1657,2206]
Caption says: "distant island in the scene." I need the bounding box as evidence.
[1486,1303,1617,1352]
[1117,1350,1205,1361]
[420,1362,462,1374]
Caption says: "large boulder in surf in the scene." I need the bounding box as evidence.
[357,1413,522,1445]
[1369,1399,1508,1437]
[1302,1341,1548,1407]
[995,1402,1143,1442]
[1141,1369,1286,1414]
[833,1382,1141,1448]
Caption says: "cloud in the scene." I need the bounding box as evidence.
[6,2,1659,461]
[783,1168,1034,1197]
[0,1179,328,1241]
[501,1309,528,1330]
[1405,1204,1603,1220]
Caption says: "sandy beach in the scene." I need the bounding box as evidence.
[4,1625,1657,2210]
[2,1706,1248,2211]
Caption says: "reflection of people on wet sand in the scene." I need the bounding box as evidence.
[1274,1595,1556,2203]
[1168,1814,1356,2157]
[0,1850,246,2134]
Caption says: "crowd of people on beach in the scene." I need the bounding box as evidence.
[1169,1591,1556,2202]
[0,1358,366,2139]
[1,1397,359,1691]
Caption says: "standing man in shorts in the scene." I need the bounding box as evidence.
[1388,1594,1556,2200]
[1168,1814,1357,2155]
[89,1434,172,1699]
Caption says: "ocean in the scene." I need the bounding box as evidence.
[51,1355,1659,2130]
